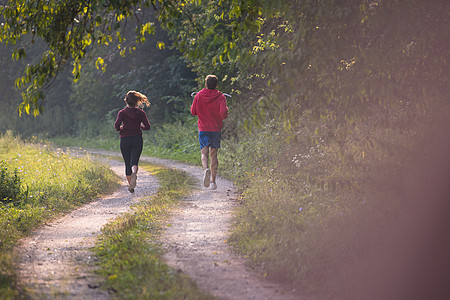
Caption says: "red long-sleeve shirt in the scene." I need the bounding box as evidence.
[190,88,228,132]
[114,107,150,138]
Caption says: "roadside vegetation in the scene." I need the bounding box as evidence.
[93,163,212,299]
[1,0,448,299]
[220,103,449,298]
[0,132,119,298]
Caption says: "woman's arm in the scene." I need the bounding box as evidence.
[114,111,123,131]
[140,112,151,130]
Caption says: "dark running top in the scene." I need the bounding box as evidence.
[114,107,150,138]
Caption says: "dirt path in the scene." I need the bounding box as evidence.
[17,149,300,299]
[16,156,159,299]
[89,150,300,300]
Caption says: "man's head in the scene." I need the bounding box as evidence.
[205,75,218,89]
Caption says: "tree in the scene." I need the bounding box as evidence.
[0,0,268,117]
[1,0,448,124]
[0,0,166,115]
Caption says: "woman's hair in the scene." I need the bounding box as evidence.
[205,75,218,89]
[125,91,150,108]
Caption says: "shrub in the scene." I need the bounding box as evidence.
[220,120,287,187]
[143,120,199,164]
[0,161,23,205]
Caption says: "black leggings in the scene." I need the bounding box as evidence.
[120,135,143,176]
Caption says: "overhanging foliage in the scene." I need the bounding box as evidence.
[1,0,448,123]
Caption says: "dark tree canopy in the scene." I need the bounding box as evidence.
[0,0,167,115]
[1,0,448,123]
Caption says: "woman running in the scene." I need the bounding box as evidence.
[114,91,151,193]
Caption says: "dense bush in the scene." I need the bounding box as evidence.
[146,120,198,159]
[0,161,22,205]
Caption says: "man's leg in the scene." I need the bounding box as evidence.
[201,146,210,170]
[201,146,211,187]
[210,148,218,184]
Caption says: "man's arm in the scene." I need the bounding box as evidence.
[219,96,228,120]
[190,95,198,116]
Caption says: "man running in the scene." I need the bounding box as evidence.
[191,75,229,190]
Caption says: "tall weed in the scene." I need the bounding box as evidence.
[221,120,287,187]
[0,161,22,205]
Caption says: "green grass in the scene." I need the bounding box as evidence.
[93,163,214,299]
[0,132,119,298]
[51,120,200,165]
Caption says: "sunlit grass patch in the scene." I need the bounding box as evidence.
[0,132,119,297]
[94,163,213,299]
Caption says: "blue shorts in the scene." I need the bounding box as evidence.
[199,131,221,149]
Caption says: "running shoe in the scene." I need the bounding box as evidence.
[210,182,217,190]
[130,172,137,189]
[203,169,211,187]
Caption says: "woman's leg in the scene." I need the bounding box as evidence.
[120,137,133,185]
[130,136,143,171]
[129,136,143,188]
